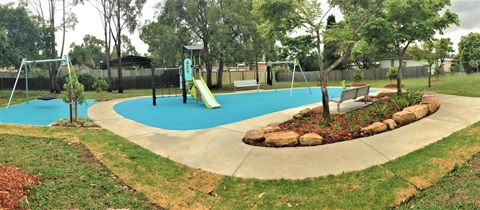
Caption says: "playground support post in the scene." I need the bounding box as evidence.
[290,59,312,96]
[181,45,187,104]
[151,64,156,106]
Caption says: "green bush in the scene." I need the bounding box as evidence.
[353,68,362,84]
[371,102,390,119]
[390,96,408,111]
[450,63,461,73]
[403,88,423,106]
[386,66,398,83]
[274,66,288,73]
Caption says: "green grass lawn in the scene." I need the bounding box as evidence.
[1,73,480,208]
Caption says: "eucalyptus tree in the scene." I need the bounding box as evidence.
[21,0,79,93]
[68,35,106,68]
[362,0,459,94]
[110,0,146,93]
[83,0,115,91]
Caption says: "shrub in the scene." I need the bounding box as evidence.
[274,66,288,73]
[92,72,109,101]
[450,63,461,73]
[77,73,94,88]
[371,102,390,119]
[403,88,423,106]
[390,96,408,111]
[386,66,398,84]
[353,68,362,84]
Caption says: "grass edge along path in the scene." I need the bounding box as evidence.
[0,121,479,209]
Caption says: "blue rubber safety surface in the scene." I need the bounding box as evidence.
[0,99,96,126]
[114,87,376,130]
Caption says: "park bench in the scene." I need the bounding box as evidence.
[329,85,371,112]
[233,79,258,91]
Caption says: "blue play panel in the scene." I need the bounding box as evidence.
[0,99,96,126]
[114,87,376,130]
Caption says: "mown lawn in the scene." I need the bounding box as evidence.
[1,73,479,208]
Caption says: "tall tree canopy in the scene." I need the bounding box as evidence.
[362,0,459,94]
[458,32,480,73]
[0,3,42,68]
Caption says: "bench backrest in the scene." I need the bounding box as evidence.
[234,80,257,86]
[340,85,370,102]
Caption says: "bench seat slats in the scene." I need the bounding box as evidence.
[233,80,257,91]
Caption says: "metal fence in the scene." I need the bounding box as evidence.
[0,66,428,90]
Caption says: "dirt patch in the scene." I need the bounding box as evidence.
[0,165,41,209]
[392,185,418,207]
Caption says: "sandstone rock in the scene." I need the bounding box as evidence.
[243,129,265,144]
[267,122,281,127]
[393,111,416,125]
[258,125,279,133]
[293,114,302,119]
[421,94,440,113]
[379,96,390,101]
[311,106,323,114]
[299,108,311,116]
[361,122,387,134]
[383,119,397,130]
[299,133,323,146]
[265,131,299,147]
[403,105,428,119]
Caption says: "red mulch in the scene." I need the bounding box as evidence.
[384,84,406,88]
[0,165,41,209]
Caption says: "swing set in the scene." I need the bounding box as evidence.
[7,55,76,121]
[257,58,312,96]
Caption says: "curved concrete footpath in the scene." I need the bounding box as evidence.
[88,92,480,179]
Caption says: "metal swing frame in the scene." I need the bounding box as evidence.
[7,55,74,110]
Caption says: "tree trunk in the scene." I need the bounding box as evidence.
[316,30,331,125]
[103,2,113,92]
[217,56,224,88]
[116,0,123,93]
[396,51,403,95]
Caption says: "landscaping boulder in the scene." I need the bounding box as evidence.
[361,122,387,134]
[311,106,323,114]
[403,105,428,119]
[299,133,323,146]
[265,131,299,147]
[267,122,281,127]
[383,119,397,130]
[243,129,265,144]
[258,125,280,133]
[393,111,416,125]
[379,96,390,101]
[299,108,311,116]
[421,94,440,113]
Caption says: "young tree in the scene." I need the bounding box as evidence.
[407,42,436,87]
[61,67,86,122]
[363,0,459,95]
[435,38,454,75]
[92,72,109,100]
[458,32,480,73]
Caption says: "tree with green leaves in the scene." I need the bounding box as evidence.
[61,68,86,122]
[0,3,42,68]
[279,35,319,71]
[110,0,146,93]
[68,35,106,68]
[22,0,79,93]
[363,0,459,95]
[92,72,109,100]
[408,42,436,87]
[350,39,380,70]
[255,0,384,124]
[458,32,480,73]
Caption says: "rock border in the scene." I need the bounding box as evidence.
[243,93,440,148]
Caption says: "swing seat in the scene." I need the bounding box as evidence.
[37,95,57,100]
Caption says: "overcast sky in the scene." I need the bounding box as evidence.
[4,0,480,55]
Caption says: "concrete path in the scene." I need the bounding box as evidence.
[88,91,480,179]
